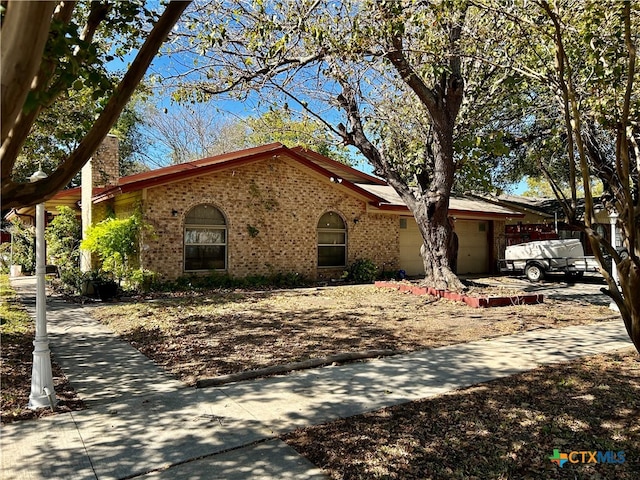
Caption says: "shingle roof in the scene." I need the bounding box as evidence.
[470,193,605,219]
[38,144,521,220]
[356,184,523,218]
[291,146,386,185]
[90,143,387,203]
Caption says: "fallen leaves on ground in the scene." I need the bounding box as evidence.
[283,349,640,479]
[1,276,84,423]
[91,285,616,386]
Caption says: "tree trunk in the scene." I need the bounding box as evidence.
[412,137,464,292]
[378,6,465,291]
[616,257,640,353]
[418,216,462,291]
[335,3,465,292]
[0,1,56,144]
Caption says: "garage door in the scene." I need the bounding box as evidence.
[456,220,489,274]
[399,217,490,275]
[398,217,425,276]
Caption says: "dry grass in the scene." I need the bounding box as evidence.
[92,285,617,386]
[283,348,640,479]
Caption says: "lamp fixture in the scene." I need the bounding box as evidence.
[171,209,179,217]
[330,177,343,184]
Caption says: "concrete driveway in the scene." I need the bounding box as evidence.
[463,273,612,306]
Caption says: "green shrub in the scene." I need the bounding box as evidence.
[0,243,11,274]
[271,271,304,287]
[127,269,157,292]
[344,258,378,283]
[2,219,35,274]
[58,267,84,294]
[81,212,154,291]
[376,269,397,281]
[153,271,308,292]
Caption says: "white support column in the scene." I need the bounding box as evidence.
[28,169,57,410]
[80,159,93,272]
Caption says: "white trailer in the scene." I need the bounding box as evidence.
[498,239,601,281]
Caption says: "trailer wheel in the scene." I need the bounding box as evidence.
[525,263,545,282]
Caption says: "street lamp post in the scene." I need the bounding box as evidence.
[28,168,56,410]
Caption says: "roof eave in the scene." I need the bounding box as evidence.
[374,203,524,219]
[93,146,288,203]
[291,146,387,185]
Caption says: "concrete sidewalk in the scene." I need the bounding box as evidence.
[1,277,632,479]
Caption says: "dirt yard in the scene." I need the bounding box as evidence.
[92,282,619,386]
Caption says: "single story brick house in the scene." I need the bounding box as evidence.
[12,137,522,280]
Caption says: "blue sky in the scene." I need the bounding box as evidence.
[108,19,530,195]
[111,49,530,195]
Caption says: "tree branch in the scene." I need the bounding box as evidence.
[198,50,326,96]
[1,1,57,144]
[335,79,416,210]
[1,0,191,208]
[384,25,439,119]
[1,0,82,185]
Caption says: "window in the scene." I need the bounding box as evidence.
[184,204,226,271]
[318,211,346,267]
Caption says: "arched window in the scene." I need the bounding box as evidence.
[184,204,227,271]
[317,211,346,267]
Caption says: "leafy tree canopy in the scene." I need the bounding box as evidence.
[1,0,188,208]
[245,107,354,165]
[12,87,149,185]
[162,0,517,289]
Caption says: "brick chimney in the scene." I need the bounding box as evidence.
[84,134,120,188]
[80,134,120,272]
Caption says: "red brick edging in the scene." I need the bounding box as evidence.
[374,281,544,308]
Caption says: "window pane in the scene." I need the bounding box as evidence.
[318,246,346,267]
[318,212,345,229]
[318,231,346,245]
[184,204,227,272]
[185,228,225,245]
[185,245,226,270]
[185,204,226,225]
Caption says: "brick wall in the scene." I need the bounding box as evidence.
[90,134,120,187]
[138,155,399,281]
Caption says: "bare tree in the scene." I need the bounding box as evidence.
[142,102,249,164]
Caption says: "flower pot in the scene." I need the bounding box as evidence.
[97,281,118,301]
